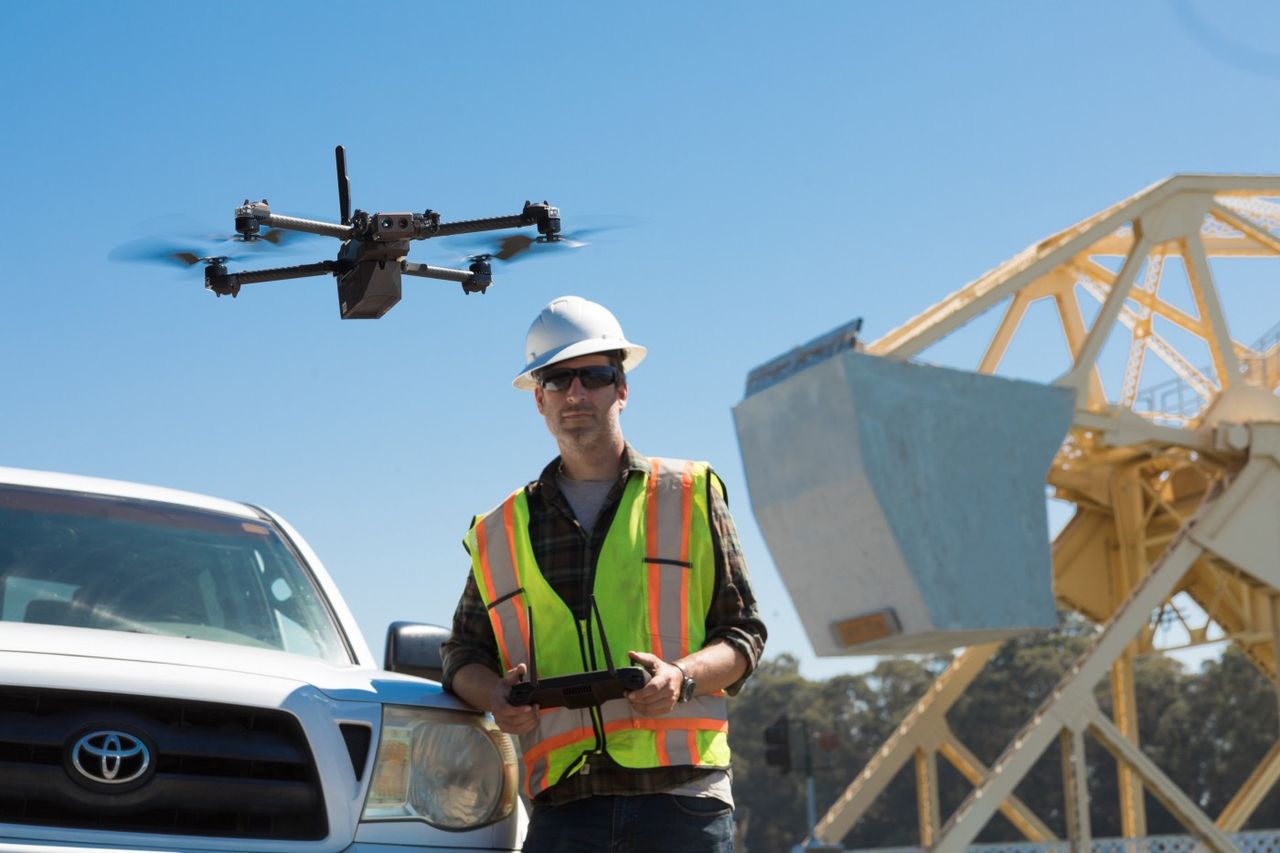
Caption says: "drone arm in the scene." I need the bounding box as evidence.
[206,261,338,296]
[260,213,353,240]
[432,213,533,238]
[401,262,472,283]
[402,259,493,295]
[431,201,560,240]
[223,261,337,285]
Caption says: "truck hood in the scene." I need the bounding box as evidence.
[0,623,462,709]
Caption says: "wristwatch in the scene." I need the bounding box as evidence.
[672,661,696,703]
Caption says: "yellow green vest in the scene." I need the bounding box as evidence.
[466,456,731,798]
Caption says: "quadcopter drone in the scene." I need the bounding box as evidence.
[116,146,576,319]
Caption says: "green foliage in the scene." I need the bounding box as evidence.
[729,631,1280,852]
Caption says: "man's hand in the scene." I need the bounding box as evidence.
[624,651,683,716]
[488,663,540,736]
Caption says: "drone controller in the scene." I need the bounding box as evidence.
[507,595,652,710]
[508,666,651,710]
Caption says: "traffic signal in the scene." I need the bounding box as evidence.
[763,714,791,773]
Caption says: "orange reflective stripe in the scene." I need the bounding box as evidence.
[523,754,547,800]
[598,697,710,726]
[475,494,530,671]
[646,459,664,659]
[655,732,671,765]
[502,497,531,654]
[474,518,510,665]
[596,700,728,767]
[647,564,664,659]
[522,724,596,770]
[603,717,728,735]
[653,729,689,766]
[646,458,695,660]
[518,707,597,794]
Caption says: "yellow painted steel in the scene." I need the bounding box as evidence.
[1059,728,1091,851]
[914,749,941,847]
[819,176,1280,850]
[1217,739,1280,832]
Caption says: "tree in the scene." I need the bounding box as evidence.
[730,627,1280,849]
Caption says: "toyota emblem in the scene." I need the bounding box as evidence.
[70,730,152,785]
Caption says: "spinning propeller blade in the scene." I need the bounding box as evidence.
[494,234,535,261]
[254,226,319,246]
[109,214,323,272]
[109,236,254,269]
[452,226,609,264]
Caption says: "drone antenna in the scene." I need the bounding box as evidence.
[335,145,351,226]
[526,605,539,688]
[590,594,618,675]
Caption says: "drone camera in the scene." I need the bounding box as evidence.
[370,211,417,242]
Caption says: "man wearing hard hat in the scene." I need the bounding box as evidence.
[443,296,766,852]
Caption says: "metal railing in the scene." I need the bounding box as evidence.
[850,827,1280,852]
[1133,319,1280,427]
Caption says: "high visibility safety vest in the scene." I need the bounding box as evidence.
[466,457,732,799]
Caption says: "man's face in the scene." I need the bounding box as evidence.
[534,354,628,453]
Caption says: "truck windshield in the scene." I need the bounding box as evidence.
[0,484,351,665]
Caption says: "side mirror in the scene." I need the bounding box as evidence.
[384,622,450,683]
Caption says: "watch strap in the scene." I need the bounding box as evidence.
[671,660,696,703]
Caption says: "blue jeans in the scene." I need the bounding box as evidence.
[522,794,734,852]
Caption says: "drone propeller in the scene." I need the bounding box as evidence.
[108,235,264,270]
[109,220,321,271]
[452,226,611,266]
[240,226,313,246]
[169,252,228,267]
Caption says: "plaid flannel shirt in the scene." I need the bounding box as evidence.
[441,444,766,806]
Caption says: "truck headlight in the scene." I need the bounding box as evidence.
[362,705,518,829]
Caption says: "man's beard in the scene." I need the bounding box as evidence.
[555,409,617,452]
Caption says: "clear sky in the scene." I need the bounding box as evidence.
[1,1,1277,678]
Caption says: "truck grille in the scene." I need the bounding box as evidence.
[0,686,327,840]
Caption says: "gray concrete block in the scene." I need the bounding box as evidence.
[734,344,1073,655]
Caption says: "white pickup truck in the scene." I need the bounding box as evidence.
[0,466,523,852]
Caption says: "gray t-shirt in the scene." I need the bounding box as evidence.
[556,473,615,533]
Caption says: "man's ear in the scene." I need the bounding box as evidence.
[616,381,628,409]
[534,386,546,415]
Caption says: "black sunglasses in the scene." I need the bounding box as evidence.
[535,365,621,391]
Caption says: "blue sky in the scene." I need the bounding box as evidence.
[1,2,1276,678]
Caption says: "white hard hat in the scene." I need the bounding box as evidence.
[513,295,647,390]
